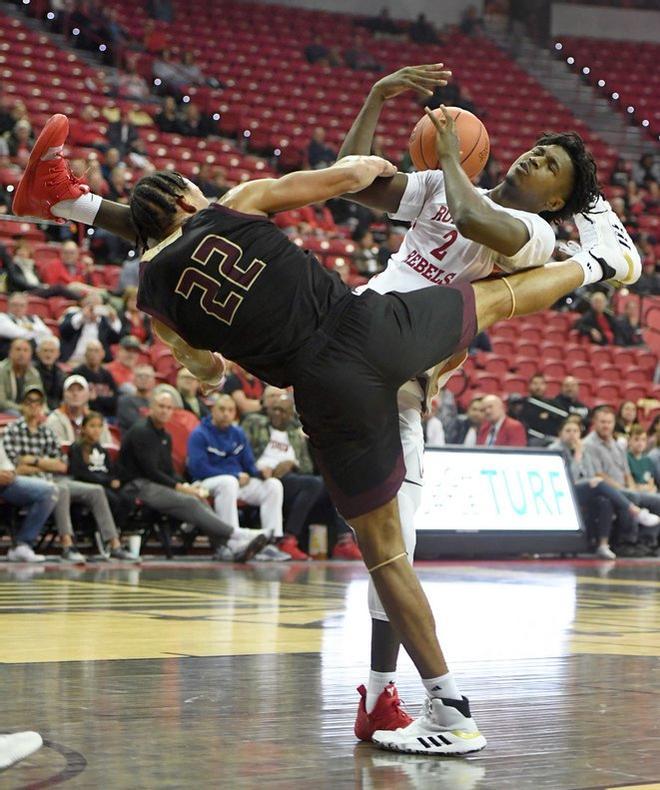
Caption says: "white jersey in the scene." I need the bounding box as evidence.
[364,170,556,295]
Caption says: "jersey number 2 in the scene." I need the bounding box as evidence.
[430,229,458,262]
[175,234,266,326]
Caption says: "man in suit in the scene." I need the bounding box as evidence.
[445,396,484,446]
[477,395,527,447]
[106,109,139,156]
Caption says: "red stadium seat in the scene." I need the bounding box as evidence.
[483,355,509,376]
[595,383,621,403]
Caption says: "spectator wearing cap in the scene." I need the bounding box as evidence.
[45,375,115,448]
[176,368,210,420]
[34,336,67,412]
[552,376,589,424]
[105,335,141,393]
[0,438,59,563]
[0,338,43,415]
[72,340,119,419]
[477,395,527,447]
[59,292,121,364]
[117,365,155,434]
[575,292,623,346]
[0,292,54,358]
[0,386,125,562]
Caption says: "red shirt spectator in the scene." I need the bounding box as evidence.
[68,107,107,149]
[39,241,90,289]
[477,395,527,447]
[105,336,141,391]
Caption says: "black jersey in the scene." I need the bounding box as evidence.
[137,203,349,387]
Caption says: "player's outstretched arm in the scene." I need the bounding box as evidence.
[338,64,451,214]
[425,107,530,257]
[219,156,397,215]
[94,200,137,243]
[153,320,225,392]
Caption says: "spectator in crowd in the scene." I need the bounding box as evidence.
[632,152,659,186]
[68,105,107,149]
[359,7,402,35]
[0,90,13,134]
[34,336,66,411]
[105,335,141,393]
[114,62,151,100]
[107,167,131,204]
[194,163,229,199]
[178,103,214,138]
[628,425,659,490]
[477,395,527,447]
[424,81,462,112]
[409,13,440,44]
[519,373,565,444]
[68,411,134,544]
[445,396,484,446]
[59,293,121,364]
[615,400,639,443]
[154,96,182,134]
[582,406,660,544]
[1,385,122,562]
[376,228,402,271]
[142,20,168,54]
[352,229,382,276]
[550,416,653,558]
[0,438,58,563]
[648,416,660,482]
[176,368,210,420]
[610,157,631,188]
[0,292,54,358]
[575,291,622,346]
[72,339,119,419]
[307,127,336,170]
[343,34,383,71]
[40,240,97,295]
[0,339,43,415]
[553,376,589,423]
[617,300,644,346]
[4,242,81,298]
[223,365,264,417]
[106,108,140,156]
[153,50,188,96]
[118,391,265,561]
[6,120,34,165]
[117,364,155,433]
[187,394,287,559]
[119,286,152,345]
[305,35,330,64]
[243,393,361,560]
[46,374,115,448]
[101,148,122,181]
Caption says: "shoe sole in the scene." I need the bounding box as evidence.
[12,114,69,217]
[373,734,487,756]
[234,533,269,563]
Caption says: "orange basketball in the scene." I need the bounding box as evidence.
[408,106,490,180]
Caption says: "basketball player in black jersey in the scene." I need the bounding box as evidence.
[15,112,635,755]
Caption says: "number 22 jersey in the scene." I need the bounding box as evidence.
[137,203,349,387]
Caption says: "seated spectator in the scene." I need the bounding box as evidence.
[68,106,107,150]
[46,374,115,447]
[409,13,441,44]
[519,373,565,444]
[0,339,43,415]
[628,425,659,490]
[575,291,622,345]
[615,400,639,443]
[352,229,382,276]
[445,396,484,446]
[34,337,66,412]
[305,35,329,64]
[582,406,660,551]
[243,394,361,560]
[307,127,335,170]
[154,96,182,134]
[188,394,286,557]
[617,301,644,346]
[40,240,99,296]
[377,228,403,270]
[72,340,119,418]
[632,152,659,186]
[0,292,54,358]
[6,120,34,165]
[1,385,125,562]
[107,167,131,204]
[153,50,187,95]
[118,391,265,561]
[550,417,654,558]
[142,20,168,53]
[343,35,383,71]
[553,375,589,424]
[176,368,210,420]
[59,294,121,364]
[223,365,264,417]
[178,103,214,138]
[610,157,631,188]
[119,286,152,345]
[105,335,141,393]
[4,242,81,299]
[101,148,122,181]
[477,395,527,446]
[106,109,139,156]
[114,62,151,99]
[194,163,229,199]
[117,364,155,433]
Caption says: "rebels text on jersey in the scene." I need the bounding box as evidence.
[366,169,556,295]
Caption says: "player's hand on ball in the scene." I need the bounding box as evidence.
[424,105,461,162]
[372,64,452,100]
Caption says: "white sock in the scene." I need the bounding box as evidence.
[422,672,462,701]
[571,249,604,285]
[52,193,103,225]
[366,670,396,714]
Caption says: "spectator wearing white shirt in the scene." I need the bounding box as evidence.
[0,292,53,358]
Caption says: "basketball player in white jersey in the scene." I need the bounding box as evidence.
[342,64,640,751]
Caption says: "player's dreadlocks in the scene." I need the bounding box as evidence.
[130,170,188,249]
[534,131,599,224]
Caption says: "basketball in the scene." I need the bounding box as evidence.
[408,106,490,180]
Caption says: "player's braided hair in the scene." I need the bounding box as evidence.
[534,131,599,224]
[130,170,188,249]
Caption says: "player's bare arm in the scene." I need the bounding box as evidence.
[338,65,451,213]
[425,107,530,257]
[152,319,225,391]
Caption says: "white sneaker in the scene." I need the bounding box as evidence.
[254,544,292,562]
[573,195,641,284]
[595,543,617,560]
[0,731,43,769]
[6,544,46,563]
[60,547,86,563]
[636,508,660,527]
[372,696,487,756]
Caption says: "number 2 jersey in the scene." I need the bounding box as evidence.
[364,169,556,295]
[137,203,349,387]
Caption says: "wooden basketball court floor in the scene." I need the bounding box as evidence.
[1,557,659,789]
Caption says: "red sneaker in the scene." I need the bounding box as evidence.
[332,537,362,561]
[354,683,413,742]
[12,113,88,219]
[277,534,310,560]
